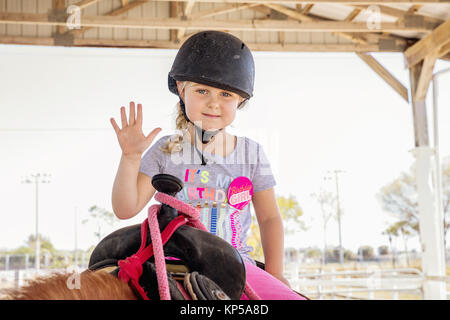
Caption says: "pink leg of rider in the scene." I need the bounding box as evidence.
[240,262,306,300]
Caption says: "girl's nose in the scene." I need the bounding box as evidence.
[207,94,221,108]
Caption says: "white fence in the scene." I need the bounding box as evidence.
[1,262,449,300]
[284,264,450,300]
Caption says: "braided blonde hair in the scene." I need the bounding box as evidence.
[161,81,247,154]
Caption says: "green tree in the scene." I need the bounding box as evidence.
[378,245,389,256]
[247,214,264,262]
[382,224,399,268]
[82,205,118,242]
[12,234,55,254]
[311,189,337,265]
[357,245,374,260]
[377,160,450,253]
[277,194,307,236]
[247,194,307,263]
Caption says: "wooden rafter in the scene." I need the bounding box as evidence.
[356,52,409,102]
[170,2,181,42]
[413,54,436,101]
[1,12,435,33]
[263,3,368,44]
[68,0,148,37]
[404,18,450,68]
[121,0,450,4]
[170,3,263,43]
[301,4,315,15]
[176,0,196,41]
[354,4,444,25]
[0,35,392,52]
[190,3,261,20]
[53,0,66,34]
[72,0,102,10]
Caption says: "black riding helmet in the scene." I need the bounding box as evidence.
[168,31,255,152]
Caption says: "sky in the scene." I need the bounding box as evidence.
[0,43,449,255]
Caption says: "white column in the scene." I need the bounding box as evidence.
[411,146,446,299]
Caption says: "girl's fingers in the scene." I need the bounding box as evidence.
[120,106,128,128]
[146,127,162,143]
[136,103,143,126]
[129,101,136,126]
[110,118,120,135]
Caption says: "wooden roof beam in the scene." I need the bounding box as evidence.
[0,35,399,52]
[73,0,102,10]
[413,54,436,101]
[0,12,437,33]
[262,3,408,47]
[354,4,444,25]
[190,3,261,20]
[69,0,148,37]
[176,0,196,41]
[173,3,263,43]
[263,3,368,44]
[140,0,450,5]
[404,18,450,68]
[356,52,409,102]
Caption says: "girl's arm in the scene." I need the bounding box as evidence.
[110,102,161,219]
[252,187,291,287]
[112,157,156,219]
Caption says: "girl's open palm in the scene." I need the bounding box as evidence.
[110,101,161,157]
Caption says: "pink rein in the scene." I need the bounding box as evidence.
[118,192,261,300]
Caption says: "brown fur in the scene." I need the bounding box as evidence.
[3,270,137,300]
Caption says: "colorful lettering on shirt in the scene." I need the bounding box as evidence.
[177,169,248,251]
[201,170,209,183]
[215,189,226,202]
[203,188,215,201]
[216,174,233,189]
[184,169,196,183]
[188,187,198,200]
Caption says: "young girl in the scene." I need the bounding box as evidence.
[110,31,304,300]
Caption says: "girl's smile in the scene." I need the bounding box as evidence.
[202,113,221,118]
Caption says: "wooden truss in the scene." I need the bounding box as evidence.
[0,0,449,103]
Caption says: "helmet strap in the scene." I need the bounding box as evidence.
[179,98,223,165]
[179,98,223,144]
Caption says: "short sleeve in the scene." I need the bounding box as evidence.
[139,136,167,178]
[252,143,276,193]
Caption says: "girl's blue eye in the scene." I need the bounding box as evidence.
[196,89,232,97]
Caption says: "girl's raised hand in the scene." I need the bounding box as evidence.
[110,101,161,158]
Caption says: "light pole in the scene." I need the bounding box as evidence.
[22,173,51,271]
[325,170,345,264]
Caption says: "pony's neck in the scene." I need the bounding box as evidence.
[3,270,137,300]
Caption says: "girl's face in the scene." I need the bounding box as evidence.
[177,81,244,131]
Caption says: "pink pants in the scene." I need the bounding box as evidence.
[240,262,306,300]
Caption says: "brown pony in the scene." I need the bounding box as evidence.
[2,270,137,300]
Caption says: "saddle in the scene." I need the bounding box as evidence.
[88,174,247,300]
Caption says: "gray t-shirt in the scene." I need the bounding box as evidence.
[139,134,276,263]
